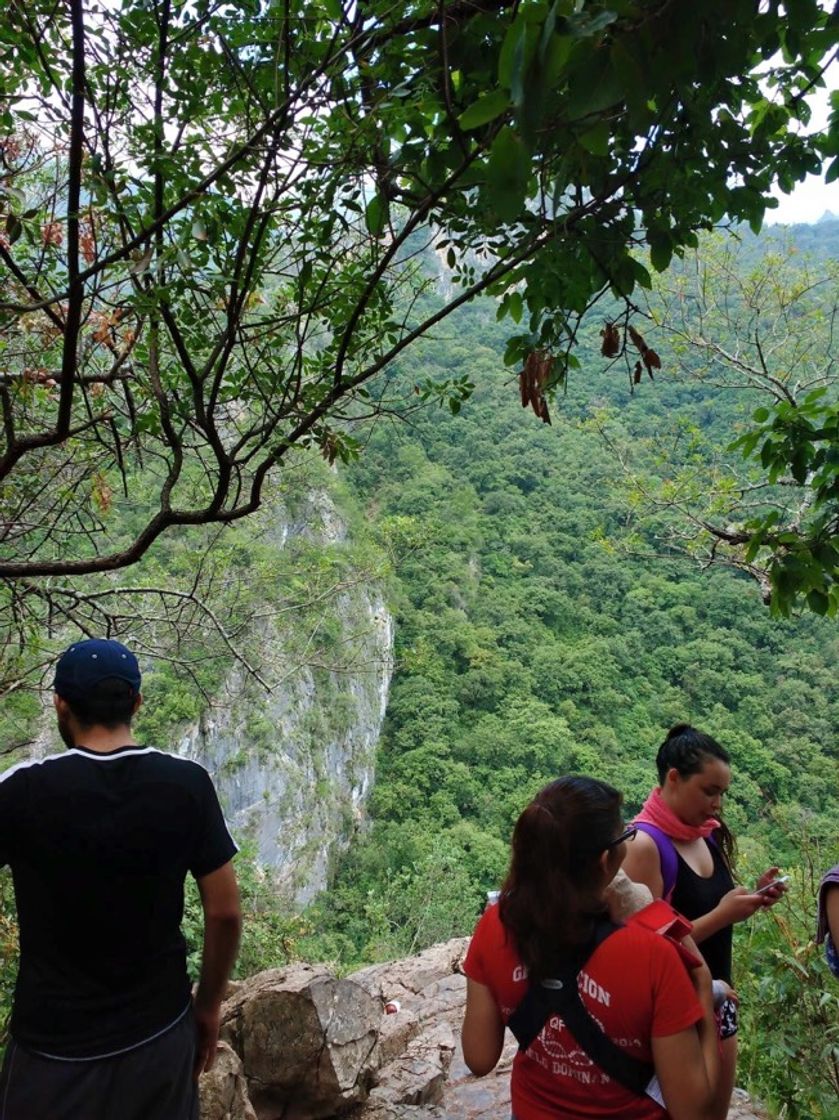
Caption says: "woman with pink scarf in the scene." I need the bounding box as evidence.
[622,724,787,1117]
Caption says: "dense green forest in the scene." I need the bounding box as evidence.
[1,221,839,1116]
[304,222,839,1116]
[315,224,839,949]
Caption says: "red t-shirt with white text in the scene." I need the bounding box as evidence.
[463,904,703,1119]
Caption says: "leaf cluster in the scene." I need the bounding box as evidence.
[0,0,836,589]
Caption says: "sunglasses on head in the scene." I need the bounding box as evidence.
[604,825,638,849]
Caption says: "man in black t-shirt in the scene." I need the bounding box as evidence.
[0,638,242,1120]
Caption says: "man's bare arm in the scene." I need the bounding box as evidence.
[193,861,241,1077]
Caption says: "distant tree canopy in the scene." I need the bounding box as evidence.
[599,232,839,617]
[0,0,837,601]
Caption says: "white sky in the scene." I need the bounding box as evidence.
[766,69,838,225]
[768,173,837,224]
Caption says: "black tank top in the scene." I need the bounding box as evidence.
[670,839,734,984]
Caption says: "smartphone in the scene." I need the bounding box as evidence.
[756,875,789,895]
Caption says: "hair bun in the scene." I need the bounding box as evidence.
[666,722,693,739]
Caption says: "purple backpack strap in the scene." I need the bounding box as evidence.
[635,822,678,901]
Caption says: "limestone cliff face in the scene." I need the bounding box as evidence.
[24,484,393,905]
[178,489,394,905]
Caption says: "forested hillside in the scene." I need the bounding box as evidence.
[304,223,839,1117]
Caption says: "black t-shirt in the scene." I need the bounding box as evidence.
[0,744,238,1058]
[670,839,734,985]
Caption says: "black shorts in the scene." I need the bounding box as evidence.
[0,1007,198,1120]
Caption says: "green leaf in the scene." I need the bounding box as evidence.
[753,406,771,423]
[458,90,509,131]
[365,192,388,237]
[570,9,619,38]
[503,332,531,368]
[5,214,22,245]
[508,290,524,323]
[649,235,672,273]
[544,34,573,83]
[791,446,809,484]
[578,120,610,156]
[4,186,26,210]
[498,17,527,90]
[610,39,645,93]
[539,0,559,54]
[510,22,530,107]
[630,259,652,290]
[807,588,829,615]
[486,127,530,222]
[567,54,623,120]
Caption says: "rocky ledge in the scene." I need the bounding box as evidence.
[200,939,769,1120]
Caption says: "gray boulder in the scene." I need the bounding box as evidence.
[199,1041,258,1120]
[349,940,467,1117]
[360,1021,455,1113]
[220,964,380,1119]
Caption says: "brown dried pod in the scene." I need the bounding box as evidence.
[519,350,555,424]
[600,322,620,358]
[633,361,642,384]
[644,349,661,373]
[530,350,554,387]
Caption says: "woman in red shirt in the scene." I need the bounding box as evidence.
[461,775,722,1120]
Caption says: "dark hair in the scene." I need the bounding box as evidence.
[62,677,138,729]
[656,723,736,870]
[499,775,623,982]
[655,723,730,782]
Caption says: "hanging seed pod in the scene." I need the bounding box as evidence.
[600,322,620,358]
[518,350,554,424]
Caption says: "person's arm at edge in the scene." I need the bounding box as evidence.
[652,964,722,1120]
[461,977,505,1076]
[826,884,839,949]
[193,860,242,1078]
[621,830,664,899]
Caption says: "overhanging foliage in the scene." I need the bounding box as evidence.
[0,0,837,597]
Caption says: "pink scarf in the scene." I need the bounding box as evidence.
[634,787,720,841]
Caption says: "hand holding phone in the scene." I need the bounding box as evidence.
[756,874,789,895]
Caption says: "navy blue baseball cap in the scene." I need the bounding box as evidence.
[52,639,141,701]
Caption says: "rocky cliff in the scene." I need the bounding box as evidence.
[179,488,394,904]
[23,481,393,905]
